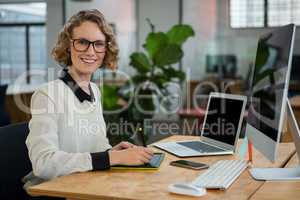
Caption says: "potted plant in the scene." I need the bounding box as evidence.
[101,20,195,145]
[127,19,195,119]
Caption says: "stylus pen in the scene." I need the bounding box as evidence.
[138,127,147,147]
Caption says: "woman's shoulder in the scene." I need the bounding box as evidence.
[32,79,65,102]
[34,79,63,93]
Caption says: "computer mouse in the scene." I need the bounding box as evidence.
[168,182,207,197]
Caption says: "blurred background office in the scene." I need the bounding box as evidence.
[0,0,299,142]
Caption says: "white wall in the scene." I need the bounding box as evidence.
[182,0,218,80]
[46,0,64,80]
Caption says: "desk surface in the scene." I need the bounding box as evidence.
[28,136,295,200]
[251,154,300,200]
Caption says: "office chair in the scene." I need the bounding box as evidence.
[0,84,11,127]
[0,122,32,200]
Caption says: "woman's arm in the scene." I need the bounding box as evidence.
[26,91,94,180]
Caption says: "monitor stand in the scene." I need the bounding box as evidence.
[249,100,300,181]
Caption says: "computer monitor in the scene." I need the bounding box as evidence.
[246,24,300,180]
[291,55,300,82]
[289,55,300,96]
[206,55,237,78]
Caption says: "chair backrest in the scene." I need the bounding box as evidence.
[0,84,10,126]
[0,84,7,105]
[0,122,32,199]
[0,122,32,180]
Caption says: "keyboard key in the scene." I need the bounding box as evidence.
[178,141,225,153]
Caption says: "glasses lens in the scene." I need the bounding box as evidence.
[93,41,106,53]
[74,39,89,51]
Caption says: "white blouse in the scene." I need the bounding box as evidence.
[26,78,112,181]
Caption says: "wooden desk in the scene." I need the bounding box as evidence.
[28,136,295,200]
[251,154,300,200]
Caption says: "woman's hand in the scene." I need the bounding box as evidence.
[111,141,136,151]
[109,146,154,166]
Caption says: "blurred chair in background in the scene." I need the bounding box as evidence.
[0,84,11,127]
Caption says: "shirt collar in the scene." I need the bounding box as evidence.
[59,69,95,103]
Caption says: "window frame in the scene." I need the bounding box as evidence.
[0,1,46,84]
[229,0,300,29]
[0,22,45,84]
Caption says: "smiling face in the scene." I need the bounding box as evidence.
[70,21,106,77]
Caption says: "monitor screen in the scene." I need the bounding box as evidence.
[202,96,244,146]
[291,55,300,81]
[247,24,294,142]
[206,55,237,78]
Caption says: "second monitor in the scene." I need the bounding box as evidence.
[245,23,300,180]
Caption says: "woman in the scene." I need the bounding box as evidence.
[25,9,153,186]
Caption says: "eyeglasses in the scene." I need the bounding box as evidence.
[71,38,107,53]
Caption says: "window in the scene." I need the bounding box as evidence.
[0,2,46,85]
[230,0,264,28]
[230,0,300,28]
[268,0,300,26]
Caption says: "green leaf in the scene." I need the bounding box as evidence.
[152,74,169,88]
[167,24,195,46]
[129,52,152,73]
[144,32,168,58]
[176,70,185,81]
[100,84,121,111]
[153,44,183,66]
[132,74,148,84]
[163,67,185,81]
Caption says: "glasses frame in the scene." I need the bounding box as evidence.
[71,38,107,53]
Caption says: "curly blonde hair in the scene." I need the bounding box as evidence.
[52,9,118,70]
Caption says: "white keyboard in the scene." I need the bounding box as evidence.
[192,160,249,190]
